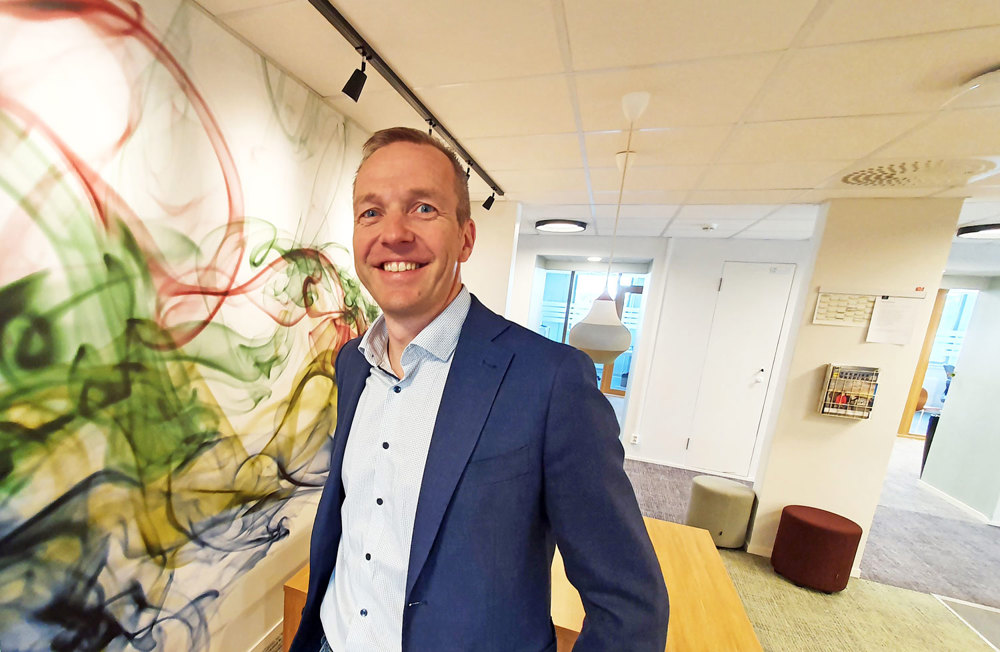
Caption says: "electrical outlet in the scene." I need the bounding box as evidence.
[629,432,640,445]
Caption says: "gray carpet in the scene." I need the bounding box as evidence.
[623,438,1000,647]
[860,437,1000,610]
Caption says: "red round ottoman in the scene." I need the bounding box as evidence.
[770,505,863,593]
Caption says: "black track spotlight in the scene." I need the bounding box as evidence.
[482,193,496,211]
[342,56,367,102]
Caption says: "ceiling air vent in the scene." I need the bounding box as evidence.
[840,159,995,187]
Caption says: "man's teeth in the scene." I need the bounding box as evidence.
[383,261,420,272]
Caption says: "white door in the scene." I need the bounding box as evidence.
[686,262,795,477]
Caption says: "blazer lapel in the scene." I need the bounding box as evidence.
[405,299,512,599]
[329,343,369,493]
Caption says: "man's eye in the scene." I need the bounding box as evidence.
[360,209,378,219]
[416,204,435,214]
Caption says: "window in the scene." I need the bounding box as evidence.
[536,269,646,396]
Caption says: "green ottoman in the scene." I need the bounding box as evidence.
[685,475,756,548]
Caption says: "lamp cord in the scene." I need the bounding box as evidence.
[606,121,634,288]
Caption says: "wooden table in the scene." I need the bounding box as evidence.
[552,517,761,651]
[283,517,760,652]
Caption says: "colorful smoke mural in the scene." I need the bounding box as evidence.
[0,0,374,648]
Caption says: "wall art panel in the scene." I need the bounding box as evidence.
[0,0,373,648]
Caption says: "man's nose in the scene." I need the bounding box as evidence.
[379,209,414,244]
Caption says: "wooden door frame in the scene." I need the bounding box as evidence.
[898,288,949,435]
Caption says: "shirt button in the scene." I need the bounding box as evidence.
[360,608,368,617]
[365,553,371,561]
[393,385,401,393]
[376,498,384,505]
[382,442,389,449]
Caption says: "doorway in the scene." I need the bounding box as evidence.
[685,262,795,478]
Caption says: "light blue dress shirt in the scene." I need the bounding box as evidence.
[319,288,471,651]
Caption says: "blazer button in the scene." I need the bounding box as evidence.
[393,385,401,393]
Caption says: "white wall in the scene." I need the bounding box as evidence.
[462,200,519,315]
[748,198,963,566]
[922,276,1000,522]
[626,238,815,477]
[508,234,816,469]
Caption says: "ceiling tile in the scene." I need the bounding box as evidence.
[463,134,583,171]
[589,166,705,192]
[334,0,564,86]
[592,190,690,205]
[563,0,817,71]
[494,168,588,193]
[421,76,576,138]
[592,204,681,220]
[574,54,780,130]
[665,222,751,238]
[220,1,360,96]
[733,219,817,239]
[586,127,731,167]
[675,204,780,222]
[803,0,1000,47]
[750,26,1000,121]
[325,90,427,134]
[936,186,1000,199]
[685,190,807,204]
[718,115,927,163]
[594,217,669,237]
[700,160,852,190]
[768,204,822,220]
[799,187,945,201]
[522,204,592,220]
[468,175,494,201]
[876,107,1000,159]
[508,189,595,204]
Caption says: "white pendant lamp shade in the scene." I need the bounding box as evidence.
[568,292,632,366]
[567,91,647,367]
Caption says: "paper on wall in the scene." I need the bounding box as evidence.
[866,296,921,345]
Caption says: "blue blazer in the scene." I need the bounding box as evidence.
[290,296,668,652]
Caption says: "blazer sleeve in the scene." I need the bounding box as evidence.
[542,348,669,651]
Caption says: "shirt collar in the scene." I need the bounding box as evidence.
[358,287,471,369]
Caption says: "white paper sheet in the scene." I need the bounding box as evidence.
[866,296,921,345]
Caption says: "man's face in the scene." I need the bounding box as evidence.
[352,142,475,327]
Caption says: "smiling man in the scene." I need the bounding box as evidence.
[290,127,668,652]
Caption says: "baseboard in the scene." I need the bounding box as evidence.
[916,479,991,523]
[248,621,282,652]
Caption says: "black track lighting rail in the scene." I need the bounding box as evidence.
[307,0,504,201]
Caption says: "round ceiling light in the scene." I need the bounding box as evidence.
[535,219,587,233]
[957,223,1000,239]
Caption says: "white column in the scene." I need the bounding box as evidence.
[747,198,962,569]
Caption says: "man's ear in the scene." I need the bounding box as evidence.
[459,219,476,263]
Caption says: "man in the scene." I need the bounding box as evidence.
[290,127,668,652]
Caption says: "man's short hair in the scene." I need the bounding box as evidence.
[355,127,472,224]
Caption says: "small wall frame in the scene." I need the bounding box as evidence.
[819,364,879,419]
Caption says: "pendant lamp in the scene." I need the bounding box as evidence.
[568,91,650,366]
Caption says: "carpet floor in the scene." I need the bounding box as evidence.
[623,437,1000,650]
[860,438,1000,610]
[720,550,992,651]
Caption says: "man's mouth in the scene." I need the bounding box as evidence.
[381,261,425,272]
